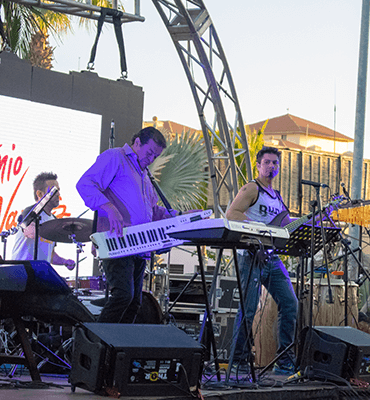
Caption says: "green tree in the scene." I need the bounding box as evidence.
[245,120,267,180]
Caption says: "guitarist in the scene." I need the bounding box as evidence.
[226,146,298,376]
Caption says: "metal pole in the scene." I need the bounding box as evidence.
[348,0,370,280]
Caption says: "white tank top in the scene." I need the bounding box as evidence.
[244,180,286,225]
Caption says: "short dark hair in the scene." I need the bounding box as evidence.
[256,146,281,164]
[33,172,58,201]
[131,127,167,149]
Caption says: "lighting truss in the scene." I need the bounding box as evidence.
[152,0,252,217]
[5,0,145,24]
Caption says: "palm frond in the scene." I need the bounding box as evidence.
[149,130,209,211]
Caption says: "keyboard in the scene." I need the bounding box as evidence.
[90,210,213,259]
[166,218,290,249]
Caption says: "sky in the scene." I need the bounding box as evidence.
[49,0,369,157]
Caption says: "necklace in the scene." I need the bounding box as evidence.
[256,178,275,196]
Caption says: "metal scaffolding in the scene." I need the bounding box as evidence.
[2,0,252,215]
[5,0,144,24]
[152,0,252,217]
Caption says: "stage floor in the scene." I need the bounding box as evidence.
[0,369,369,400]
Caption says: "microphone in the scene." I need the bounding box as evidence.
[19,186,59,229]
[340,182,351,199]
[287,370,303,381]
[301,179,329,188]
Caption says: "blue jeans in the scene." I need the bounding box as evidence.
[98,255,146,323]
[230,250,298,365]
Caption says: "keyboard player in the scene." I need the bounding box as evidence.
[225,146,298,376]
[77,127,186,324]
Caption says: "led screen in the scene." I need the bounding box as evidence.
[0,94,101,278]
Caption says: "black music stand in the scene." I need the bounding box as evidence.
[274,224,341,258]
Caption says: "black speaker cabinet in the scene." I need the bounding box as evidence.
[299,326,370,383]
[70,323,204,396]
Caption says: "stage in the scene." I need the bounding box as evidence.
[0,370,369,400]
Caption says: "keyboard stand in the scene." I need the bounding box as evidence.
[194,244,222,382]
[225,246,258,383]
[191,243,259,384]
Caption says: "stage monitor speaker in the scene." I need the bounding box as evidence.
[70,323,204,396]
[299,326,370,383]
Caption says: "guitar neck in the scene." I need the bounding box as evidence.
[285,196,344,233]
[286,212,314,233]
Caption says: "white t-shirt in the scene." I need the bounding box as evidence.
[11,208,56,262]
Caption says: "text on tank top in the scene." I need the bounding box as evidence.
[244,182,285,225]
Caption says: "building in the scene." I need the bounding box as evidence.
[143,117,201,136]
[248,113,354,155]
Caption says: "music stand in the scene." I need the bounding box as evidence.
[274,224,341,258]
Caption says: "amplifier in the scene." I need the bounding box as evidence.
[169,275,240,315]
[299,326,370,383]
[169,274,212,308]
[70,323,204,396]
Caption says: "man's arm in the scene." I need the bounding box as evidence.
[51,249,75,270]
[76,150,121,212]
[226,182,259,221]
[100,202,127,235]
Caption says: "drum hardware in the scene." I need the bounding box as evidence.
[4,322,73,377]
[0,227,18,260]
[39,217,93,244]
[70,233,85,293]
[40,217,93,293]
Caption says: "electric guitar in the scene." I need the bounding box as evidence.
[269,196,345,233]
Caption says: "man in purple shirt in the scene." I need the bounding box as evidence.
[77,127,177,323]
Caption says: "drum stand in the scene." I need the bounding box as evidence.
[69,233,85,293]
[0,227,18,260]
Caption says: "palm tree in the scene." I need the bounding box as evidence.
[0,2,71,65]
[244,121,267,180]
[0,0,123,68]
[149,130,209,211]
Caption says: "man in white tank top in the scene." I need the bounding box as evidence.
[226,147,298,377]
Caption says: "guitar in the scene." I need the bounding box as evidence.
[269,196,345,233]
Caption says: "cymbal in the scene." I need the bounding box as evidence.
[40,218,93,243]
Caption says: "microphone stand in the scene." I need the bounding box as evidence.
[146,168,176,216]
[301,180,333,372]
[34,215,41,260]
[18,186,59,261]
[323,204,370,325]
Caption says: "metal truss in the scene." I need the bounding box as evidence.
[152,0,252,217]
[6,0,145,24]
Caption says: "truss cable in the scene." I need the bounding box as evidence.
[112,11,127,78]
[87,7,127,78]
